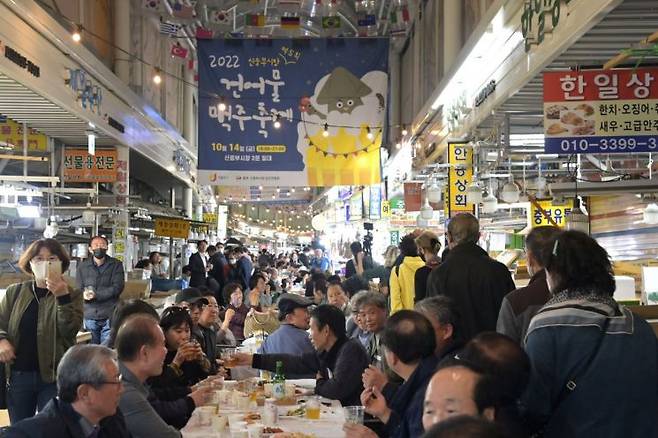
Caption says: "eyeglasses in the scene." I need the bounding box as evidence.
[84,374,123,387]
[31,256,60,263]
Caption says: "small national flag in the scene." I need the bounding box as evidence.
[170,43,188,59]
[322,15,340,29]
[245,14,265,27]
[357,13,376,27]
[187,58,196,70]
[280,16,300,29]
[209,8,232,24]
[398,5,410,23]
[172,2,194,19]
[195,26,214,39]
[159,21,181,36]
[143,0,161,11]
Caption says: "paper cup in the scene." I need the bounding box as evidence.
[212,415,228,431]
[248,423,264,438]
[197,406,216,425]
[263,383,273,397]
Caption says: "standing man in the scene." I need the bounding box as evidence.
[209,243,228,306]
[298,247,311,269]
[497,226,560,344]
[235,246,254,292]
[76,236,125,345]
[426,214,515,341]
[310,248,331,273]
[188,240,209,288]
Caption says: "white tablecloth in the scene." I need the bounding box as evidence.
[182,380,346,438]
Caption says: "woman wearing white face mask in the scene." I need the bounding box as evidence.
[0,238,83,423]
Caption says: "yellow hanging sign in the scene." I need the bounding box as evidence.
[528,199,574,228]
[381,200,391,218]
[0,117,47,152]
[447,142,475,218]
[154,217,191,239]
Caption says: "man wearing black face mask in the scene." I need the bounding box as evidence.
[76,236,125,345]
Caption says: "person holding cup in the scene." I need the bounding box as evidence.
[0,238,83,423]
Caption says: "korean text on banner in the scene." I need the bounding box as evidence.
[528,199,573,228]
[544,68,658,154]
[447,142,475,218]
[196,38,389,187]
[0,117,47,152]
[154,218,190,239]
[63,148,117,183]
[369,186,382,219]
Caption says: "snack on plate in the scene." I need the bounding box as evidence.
[546,104,568,119]
[263,427,284,433]
[272,433,315,438]
[560,112,583,126]
[575,103,595,116]
[275,396,297,406]
[285,406,306,417]
[243,412,261,424]
[547,123,568,135]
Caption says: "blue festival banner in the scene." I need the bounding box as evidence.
[197,38,389,187]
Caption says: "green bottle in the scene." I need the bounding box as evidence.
[272,361,286,400]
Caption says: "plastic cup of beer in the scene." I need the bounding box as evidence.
[344,406,364,424]
[305,396,321,420]
[221,348,237,367]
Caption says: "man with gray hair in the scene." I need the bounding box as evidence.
[427,213,515,341]
[496,226,560,344]
[6,344,130,437]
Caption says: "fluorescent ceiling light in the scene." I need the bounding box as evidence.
[509,134,545,147]
[17,205,40,218]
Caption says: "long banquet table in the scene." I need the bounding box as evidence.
[182,379,347,438]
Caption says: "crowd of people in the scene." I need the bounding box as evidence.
[0,212,656,437]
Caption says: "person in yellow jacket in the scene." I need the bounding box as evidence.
[389,234,426,313]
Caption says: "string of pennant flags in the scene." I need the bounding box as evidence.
[148,0,413,49]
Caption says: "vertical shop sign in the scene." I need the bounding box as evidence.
[217,205,228,241]
[544,67,658,153]
[381,200,391,217]
[113,146,129,206]
[447,142,475,218]
[390,230,400,246]
[112,210,129,271]
[369,186,382,219]
[403,182,422,212]
[349,192,363,221]
[527,199,573,228]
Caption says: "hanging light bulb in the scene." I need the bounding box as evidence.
[465,181,482,204]
[401,125,408,136]
[72,25,82,42]
[273,114,281,129]
[420,198,434,220]
[153,68,162,85]
[481,187,498,214]
[218,97,227,112]
[395,142,401,149]
[566,197,589,233]
[644,203,658,225]
[500,180,520,203]
[322,123,329,137]
[426,179,444,204]
[366,127,374,140]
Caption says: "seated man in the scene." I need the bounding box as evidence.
[234,305,369,406]
[257,294,315,377]
[6,345,129,437]
[116,315,182,437]
[346,291,373,348]
[327,282,351,317]
[346,310,438,438]
[421,359,497,432]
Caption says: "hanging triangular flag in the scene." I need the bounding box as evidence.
[280,15,300,29]
[170,43,188,59]
[322,15,340,29]
[172,2,195,19]
[143,0,161,12]
[245,13,266,27]
[195,26,214,39]
[209,8,233,25]
[343,154,349,159]
[159,20,181,36]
